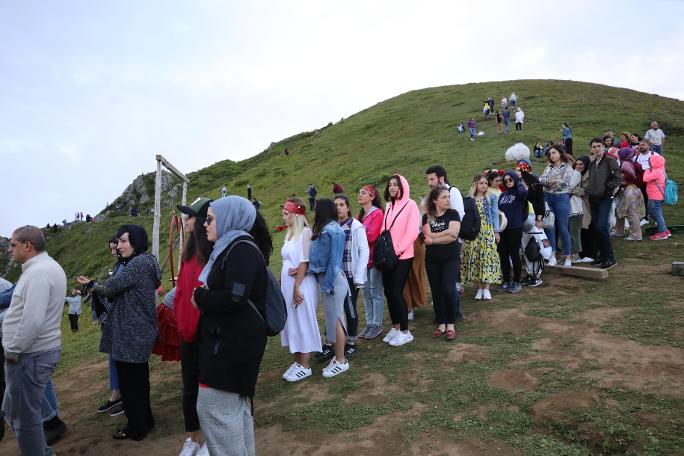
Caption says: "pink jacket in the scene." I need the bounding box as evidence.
[383,175,420,260]
[642,153,666,201]
[360,207,384,267]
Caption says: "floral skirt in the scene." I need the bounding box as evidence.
[461,219,502,285]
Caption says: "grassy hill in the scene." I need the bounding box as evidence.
[1,80,683,455]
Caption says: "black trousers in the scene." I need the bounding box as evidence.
[515,122,522,131]
[498,228,523,283]
[564,138,573,155]
[382,258,412,331]
[180,341,200,433]
[68,313,79,332]
[345,277,359,340]
[579,226,597,260]
[115,361,154,440]
[308,197,316,211]
[425,252,462,325]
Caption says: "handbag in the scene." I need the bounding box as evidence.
[542,202,555,230]
[373,202,409,271]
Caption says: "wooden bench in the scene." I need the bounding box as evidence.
[544,264,609,281]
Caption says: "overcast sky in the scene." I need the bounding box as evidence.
[2,0,683,237]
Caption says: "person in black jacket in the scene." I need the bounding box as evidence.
[192,196,272,456]
[516,160,546,286]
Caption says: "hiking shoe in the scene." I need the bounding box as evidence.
[508,282,522,293]
[500,281,510,292]
[474,289,484,300]
[382,328,400,343]
[97,398,122,413]
[344,343,358,358]
[600,259,617,269]
[179,437,200,456]
[110,404,124,417]
[548,256,557,267]
[389,331,414,347]
[640,218,649,226]
[284,364,312,382]
[315,344,335,361]
[590,257,605,265]
[563,259,572,267]
[665,229,672,238]
[576,257,594,263]
[624,235,641,241]
[366,325,383,340]
[44,416,67,445]
[649,232,668,241]
[482,289,492,300]
[527,276,543,287]
[322,359,349,378]
[282,362,298,380]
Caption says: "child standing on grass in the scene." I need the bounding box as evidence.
[614,172,645,241]
[642,154,671,240]
[468,118,477,141]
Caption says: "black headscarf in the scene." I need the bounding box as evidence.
[116,224,149,256]
[577,155,591,175]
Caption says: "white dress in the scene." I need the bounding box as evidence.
[280,228,322,353]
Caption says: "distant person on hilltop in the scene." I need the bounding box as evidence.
[515,108,525,132]
[457,122,465,134]
[487,97,494,113]
[562,123,573,154]
[509,92,518,107]
[332,182,344,194]
[503,108,511,134]
[482,101,491,119]
[467,118,477,141]
[65,289,82,333]
[496,110,503,133]
[246,183,252,201]
[501,96,508,110]
[307,183,317,211]
[644,121,666,155]
[220,185,227,198]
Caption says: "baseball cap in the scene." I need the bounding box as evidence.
[177,197,212,217]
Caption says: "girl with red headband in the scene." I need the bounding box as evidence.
[279,198,321,382]
[356,185,385,340]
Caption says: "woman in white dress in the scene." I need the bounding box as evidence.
[279,198,321,382]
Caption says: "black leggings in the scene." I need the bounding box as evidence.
[180,340,200,433]
[498,228,523,283]
[68,313,79,332]
[382,259,413,331]
[116,361,155,440]
[579,226,597,260]
[425,254,462,325]
[515,122,522,131]
[345,277,359,341]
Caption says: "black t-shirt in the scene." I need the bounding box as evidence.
[422,209,461,262]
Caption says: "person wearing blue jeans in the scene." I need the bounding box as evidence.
[539,145,575,267]
[41,378,68,445]
[648,200,667,233]
[362,266,384,338]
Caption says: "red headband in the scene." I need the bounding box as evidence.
[361,185,376,198]
[283,201,306,215]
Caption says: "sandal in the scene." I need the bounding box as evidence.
[112,428,129,440]
[446,329,457,341]
[433,327,445,338]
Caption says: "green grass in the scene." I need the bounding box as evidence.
[1,79,683,455]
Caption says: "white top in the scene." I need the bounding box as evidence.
[515,110,525,123]
[66,296,82,315]
[2,252,66,357]
[644,128,665,146]
[634,151,659,170]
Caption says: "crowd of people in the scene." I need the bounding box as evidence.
[0,115,673,455]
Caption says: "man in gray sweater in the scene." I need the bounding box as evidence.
[2,226,66,456]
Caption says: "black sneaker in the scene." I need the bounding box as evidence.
[44,416,67,445]
[600,259,617,269]
[315,344,334,361]
[110,403,125,417]
[590,257,605,266]
[97,398,122,413]
[344,343,358,358]
[528,276,543,287]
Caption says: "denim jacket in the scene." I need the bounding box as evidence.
[481,193,500,232]
[308,221,345,294]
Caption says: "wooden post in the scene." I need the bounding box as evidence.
[152,159,162,260]
[179,181,188,274]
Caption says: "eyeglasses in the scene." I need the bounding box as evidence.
[205,215,215,225]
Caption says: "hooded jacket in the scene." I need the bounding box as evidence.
[642,153,667,201]
[384,175,421,260]
[498,172,528,231]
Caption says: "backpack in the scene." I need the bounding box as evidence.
[524,236,542,262]
[220,239,287,337]
[656,174,679,206]
[373,202,409,271]
[458,195,481,241]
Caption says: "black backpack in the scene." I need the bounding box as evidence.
[458,195,481,241]
[220,239,287,337]
[524,236,542,262]
[373,202,409,271]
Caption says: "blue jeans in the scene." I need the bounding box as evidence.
[469,127,476,139]
[363,266,384,327]
[590,196,614,261]
[648,199,667,233]
[651,144,663,154]
[2,348,60,456]
[504,120,510,134]
[41,378,59,421]
[545,193,572,256]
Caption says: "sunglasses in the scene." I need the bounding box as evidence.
[503,178,514,183]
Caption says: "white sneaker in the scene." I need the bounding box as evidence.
[282,362,298,380]
[284,364,312,382]
[548,256,557,267]
[474,289,484,300]
[179,437,200,456]
[639,219,649,226]
[482,289,492,300]
[389,330,414,347]
[407,310,414,321]
[196,443,209,456]
[322,359,349,378]
[563,259,572,267]
[579,257,594,263]
[382,328,400,343]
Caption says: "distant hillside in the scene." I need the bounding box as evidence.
[2,79,682,284]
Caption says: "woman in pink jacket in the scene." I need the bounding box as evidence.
[380,175,420,347]
[642,153,670,240]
